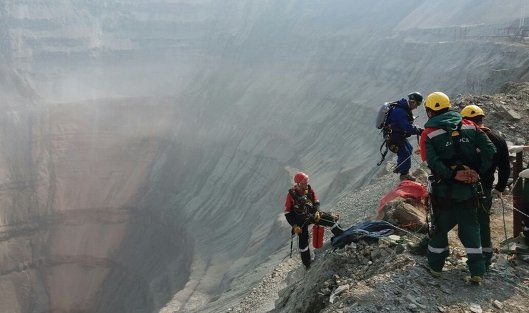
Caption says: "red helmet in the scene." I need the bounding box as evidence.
[294,172,309,184]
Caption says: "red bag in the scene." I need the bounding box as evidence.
[377,180,428,216]
[312,225,324,249]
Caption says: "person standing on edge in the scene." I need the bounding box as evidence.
[284,172,344,270]
[419,92,496,284]
[385,92,424,181]
[461,104,510,269]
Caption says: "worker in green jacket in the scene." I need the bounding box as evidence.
[460,104,510,269]
[419,92,496,284]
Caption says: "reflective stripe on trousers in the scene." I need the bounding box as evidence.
[466,247,483,254]
[428,245,449,254]
[427,204,485,276]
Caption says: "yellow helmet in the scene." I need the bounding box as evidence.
[424,92,451,111]
[461,104,485,118]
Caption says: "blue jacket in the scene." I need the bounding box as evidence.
[386,99,419,137]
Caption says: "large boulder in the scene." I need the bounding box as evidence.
[382,197,428,233]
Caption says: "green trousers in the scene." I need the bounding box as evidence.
[427,204,485,277]
[478,188,493,268]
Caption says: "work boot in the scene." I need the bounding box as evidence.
[301,250,311,270]
[400,174,416,181]
[427,266,442,278]
[484,259,492,272]
[467,275,483,285]
[407,237,429,256]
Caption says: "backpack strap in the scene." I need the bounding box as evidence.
[381,101,399,128]
[377,139,389,166]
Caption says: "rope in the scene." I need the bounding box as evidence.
[390,154,412,173]
[508,203,529,219]
[510,176,523,193]
[378,220,423,240]
[492,193,529,293]
[389,141,424,173]
[389,146,415,173]
[499,195,509,241]
[489,193,529,241]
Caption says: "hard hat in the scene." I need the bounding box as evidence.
[461,104,485,118]
[408,92,423,103]
[425,92,451,111]
[294,172,309,184]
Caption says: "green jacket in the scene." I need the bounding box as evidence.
[423,111,496,201]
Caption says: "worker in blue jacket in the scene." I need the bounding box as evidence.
[385,92,424,181]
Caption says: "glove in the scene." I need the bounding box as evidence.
[313,211,321,222]
[454,169,479,183]
[492,188,503,198]
[292,225,302,235]
[416,127,424,135]
[508,145,526,153]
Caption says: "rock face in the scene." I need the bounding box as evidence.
[0,1,529,313]
[0,97,189,313]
